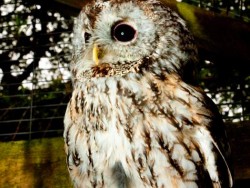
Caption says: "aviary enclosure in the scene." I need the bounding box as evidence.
[0,0,249,187]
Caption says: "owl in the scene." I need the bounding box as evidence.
[64,0,233,187]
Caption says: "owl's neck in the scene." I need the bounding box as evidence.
[73,56,154,82]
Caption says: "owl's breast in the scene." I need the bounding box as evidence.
[64,76,150,187]
[64,74,219,187]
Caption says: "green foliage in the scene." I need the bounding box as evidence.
[177,2,205,38]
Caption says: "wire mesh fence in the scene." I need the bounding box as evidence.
[0,0,249,141]
[0,0,74,140]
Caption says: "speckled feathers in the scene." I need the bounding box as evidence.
[64,0,233,187]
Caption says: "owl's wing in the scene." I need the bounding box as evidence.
[203,94,233,188]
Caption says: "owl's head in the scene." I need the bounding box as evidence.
[71,0,197,82]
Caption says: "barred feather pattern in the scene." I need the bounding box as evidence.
[64,0,232,187]
[64,71,232,188]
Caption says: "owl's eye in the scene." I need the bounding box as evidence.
[111,22,137,42]
[84,32,91,43]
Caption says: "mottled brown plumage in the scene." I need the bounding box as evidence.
[64,0,233,187]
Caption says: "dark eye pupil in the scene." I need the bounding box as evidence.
[112,23,137,42]
[84,32,91,43]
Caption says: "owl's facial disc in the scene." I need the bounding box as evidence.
[85,1,157,66]
[73,1,159,78]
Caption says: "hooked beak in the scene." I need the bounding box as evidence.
[93,44,99,65]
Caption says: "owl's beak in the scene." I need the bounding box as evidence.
[93,44,99,65]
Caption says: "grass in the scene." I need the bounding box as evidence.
[0,137,73,188]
